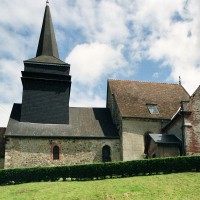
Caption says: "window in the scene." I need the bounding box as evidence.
[147,104,160,114]
[102,145,111,162]
[53,145,60,160]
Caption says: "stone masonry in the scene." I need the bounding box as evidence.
[122,119,165,160]
[0,128,6,168]
[148,139,180,158]
[184,87,200,155]
[5,137,120,168]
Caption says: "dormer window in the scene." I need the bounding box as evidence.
[147,104,159,114]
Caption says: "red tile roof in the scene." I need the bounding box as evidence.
[108,79,190,119]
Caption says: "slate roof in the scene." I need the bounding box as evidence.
[108,79,190,119]
[149,134,181,144]
[36,4,59,58]
[26,4,64,64]
[5,104,119,138]
[26,56,66,65]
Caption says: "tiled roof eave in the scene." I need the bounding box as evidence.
[122,116,171,121]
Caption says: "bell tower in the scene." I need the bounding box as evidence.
[20,3,71,124]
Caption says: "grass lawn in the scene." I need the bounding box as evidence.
[0,172,199,200]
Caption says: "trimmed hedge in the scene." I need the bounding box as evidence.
[0,156,199,185]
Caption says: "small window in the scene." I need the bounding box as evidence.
[147,104,160,114]
[53,146,60,160]
[102,145,111,162]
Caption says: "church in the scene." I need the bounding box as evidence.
[1,4,200,169]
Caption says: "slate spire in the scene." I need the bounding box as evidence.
[36,4,59,58]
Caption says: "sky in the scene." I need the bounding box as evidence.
[1,0,200,127]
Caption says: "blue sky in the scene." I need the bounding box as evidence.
[1,0,200,126]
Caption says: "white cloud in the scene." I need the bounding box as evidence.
[69,82,106,108]
[0,59,22,103]
[0,103,12,127]
[70,92,105,108]
[66,42,127,85]
[91,1,130,43]
[106,0,199,94]
[152,72,159,78]
[53,0,130,44]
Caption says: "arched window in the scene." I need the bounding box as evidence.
[53,145,60,160]
[102,145,111,162]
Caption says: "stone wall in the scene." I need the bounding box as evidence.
[185,124,200,155]
[184,87,200,155]
[157,144,180,157]
[148,140,157,157]
[0,159,4,168]
[122,119,163,160]
[164,117,183,140]
[106,85,122,135]
[148,140,180,158]
[164,85,200,155]
[107,85,123,160]
[5,137,120,168]
[0,127,6,160]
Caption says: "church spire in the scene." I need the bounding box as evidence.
[36,3,59,58]
[21,2,71,124]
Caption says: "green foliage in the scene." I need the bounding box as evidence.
[0,156,199,185]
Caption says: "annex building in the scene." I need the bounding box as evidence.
[1,4,200,169]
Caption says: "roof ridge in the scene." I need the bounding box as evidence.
[108,79,179,86]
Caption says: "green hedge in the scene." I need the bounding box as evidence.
[0,156,199,185]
